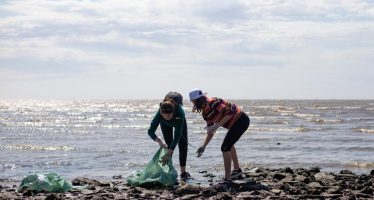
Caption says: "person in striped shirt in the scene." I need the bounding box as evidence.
[189,89,250,185]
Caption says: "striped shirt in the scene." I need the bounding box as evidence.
[202,97,242,129]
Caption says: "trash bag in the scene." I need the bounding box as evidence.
[127,147,178,187]
[19,173,72,192]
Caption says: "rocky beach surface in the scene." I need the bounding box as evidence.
[1,167,373,199]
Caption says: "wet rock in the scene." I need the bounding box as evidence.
[309,166,321,174]
[45,193,59,200]
[273,173,287,181]
[370,169,374,176]
[22,189,35,197]
[308,182,322,188]
[174,185,201,196]
[360,186,374,194]
[325,186,341,194]
[336,173,358,180]
[0,193,17,200]
[215,192,233,199]
[314,172,335,186]
[254,167,268,174]
[281,167,294,174]
[202,173,216,178]
[201,187,217,197]
[72,177,110,187]
[340,169,354,174]
[112,175,122,179]
[199,170,207,174]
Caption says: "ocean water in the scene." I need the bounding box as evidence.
[1,99,373,182]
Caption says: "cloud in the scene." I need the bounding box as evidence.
[0,0,373,99]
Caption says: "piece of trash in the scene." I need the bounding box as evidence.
[19,173,72,193]
[127,147,178,187]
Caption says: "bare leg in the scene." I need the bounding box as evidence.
[223,151,232,180]
[230,146,240,170]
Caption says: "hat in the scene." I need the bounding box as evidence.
[189,89,206,101]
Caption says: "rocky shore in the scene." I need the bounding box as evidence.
[1,167,373,199]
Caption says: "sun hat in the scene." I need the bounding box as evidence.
[189,89,206,101]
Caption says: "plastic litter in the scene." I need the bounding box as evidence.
[19,173,72,193]
[127,147,178,187]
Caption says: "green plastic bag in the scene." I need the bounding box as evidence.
[127,147,178,187]
[19,173,72,192]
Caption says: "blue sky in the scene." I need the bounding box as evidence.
[1,0,373,99]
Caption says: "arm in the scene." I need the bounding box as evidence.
[147,111,166,147]
[207,114,233,134]
[196,132,214,157]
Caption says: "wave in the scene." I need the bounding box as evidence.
[293,113,320,118]
[352,128,374,134]
[309,118,343,124]
[249,126,309,133]
[346,161,374,168]
[0,163,17,170]
[0,144,77,151]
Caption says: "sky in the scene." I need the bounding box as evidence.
[0,0,373,100]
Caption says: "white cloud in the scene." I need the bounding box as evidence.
[0,0,373,99]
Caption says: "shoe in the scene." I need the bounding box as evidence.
[180,172,192,180]
[214,179,232,190]
[230,168,243,180]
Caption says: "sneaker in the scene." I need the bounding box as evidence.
[180,172,193,180]
[230,168,243,180]
[214,179,232,191]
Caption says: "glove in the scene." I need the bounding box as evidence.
[196,146,205,157]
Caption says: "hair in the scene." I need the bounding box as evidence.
[160,100,175,114]
[192,96,207,113]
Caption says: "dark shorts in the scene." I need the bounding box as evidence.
[221,113,250,152]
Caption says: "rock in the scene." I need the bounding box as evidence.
[72,177,110,187]
[336,174,358,180]
[273,173,287,181]
[308,182,322,188]
[281,167,294,174]
[270,189,282,195]
[215,192,233,199]
[340,170,353,174]
[314,172,335,186]
[174,185,201,196]
[0,193,17,200]
[199,170,207,174]
[201,187,217,197]
[45,194,58,200]
[279,183,291,191]
[254,167,268,174]
[325,186,341,194]
[202,173,215,178]
[359,186,374,194]
[370,169,374,176]
[112,175,122,179]
[309,166,321,174]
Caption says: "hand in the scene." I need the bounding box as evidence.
[159,149,173,166]
[207,124,219,134]
[155,138,167,149]
[196,146,205,157]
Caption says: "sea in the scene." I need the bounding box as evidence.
[1,99,373,182]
